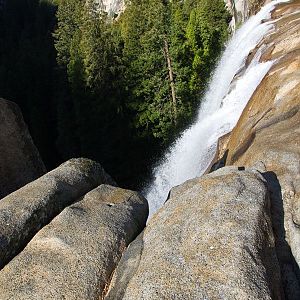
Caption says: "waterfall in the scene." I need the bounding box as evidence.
[143,0,289,217]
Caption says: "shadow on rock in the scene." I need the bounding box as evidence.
[210,149,229,173]
[263,171,300,300]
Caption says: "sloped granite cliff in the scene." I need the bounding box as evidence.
[101,0,124,15]
[225,0,266,29]
[103,1,300,299]
[210,1,300,298]
[225,1,300,297]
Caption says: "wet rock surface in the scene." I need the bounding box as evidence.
[225,1,300,298]
[0,184,148,300]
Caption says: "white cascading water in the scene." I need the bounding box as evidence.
[143,0,289,217]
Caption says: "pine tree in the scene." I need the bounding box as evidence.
[121,0,176,140]
[186,0,231,91]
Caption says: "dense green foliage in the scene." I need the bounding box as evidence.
[0,0,230,188]
[120,0,230,140]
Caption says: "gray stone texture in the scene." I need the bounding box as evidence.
[0,184,148,300]
[0,158,115,269]
[105,167,282,300]
[0,98,46,198]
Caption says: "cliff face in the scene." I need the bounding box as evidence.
[221,1,300,297]
[104,1,300,299]
[103,0,265,23]
[101,0,124,15]
[101,0,262,22]
[226,0,267,29]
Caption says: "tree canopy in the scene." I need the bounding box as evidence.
[0,0,230,188]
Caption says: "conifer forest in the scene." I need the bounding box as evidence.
[0,0,230,188]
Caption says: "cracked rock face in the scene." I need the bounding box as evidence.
[225,0,266,30]
[224,1,300,298]
[0,184,148,300]
[104,167,282,300]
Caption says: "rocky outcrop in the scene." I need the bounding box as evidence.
[0,158,115,269]
[101,0,124,16]
[225,0,267,30]
[0,184,148,300]
[0,98,46,199]
[104,167,282,299]
[221,1,300,298]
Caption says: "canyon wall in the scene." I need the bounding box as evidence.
[225,1,300,297]
[101,0,124,15]
[226,0,267,29]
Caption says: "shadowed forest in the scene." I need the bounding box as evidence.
[0,0,230,188]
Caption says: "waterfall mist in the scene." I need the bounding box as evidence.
[143,0,288,217]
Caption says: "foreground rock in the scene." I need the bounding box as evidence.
[0,158,115,269]
[224,2,300,297]
[0,184,148,300]
[0,98,46,198]
[105,167,282,300]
